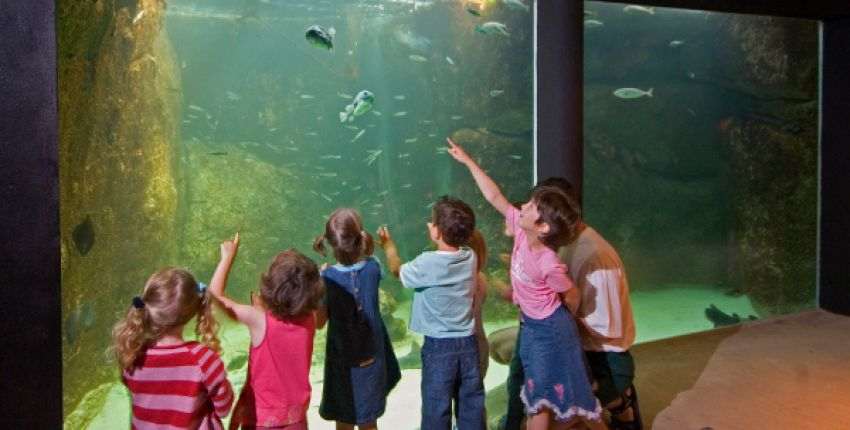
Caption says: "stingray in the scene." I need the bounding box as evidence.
[72,215,95,256]
[65,299,96,345]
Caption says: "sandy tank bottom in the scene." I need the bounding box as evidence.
[74,283,757,429]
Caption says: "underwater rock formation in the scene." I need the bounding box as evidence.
[58,0,182,420]
[721,116,817,316]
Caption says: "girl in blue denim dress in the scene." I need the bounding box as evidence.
[313,208,401,430]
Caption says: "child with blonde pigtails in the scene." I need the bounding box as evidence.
[112,267,233,429]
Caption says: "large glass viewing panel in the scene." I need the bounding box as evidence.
[583,2,819,342]
[60,0,533,428]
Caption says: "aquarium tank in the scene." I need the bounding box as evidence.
[58,0,818,428]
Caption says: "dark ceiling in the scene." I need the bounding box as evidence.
[595,0,850,20]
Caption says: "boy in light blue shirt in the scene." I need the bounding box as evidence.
[378,195,485,430]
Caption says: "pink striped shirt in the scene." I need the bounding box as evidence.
[123,342,233,429]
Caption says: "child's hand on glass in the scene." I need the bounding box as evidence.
[446,137,473,165]
[220,230,240,261]
[376,226,394,249]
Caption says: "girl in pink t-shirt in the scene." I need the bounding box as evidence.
[209,232,325,430]
[448,138,604,430]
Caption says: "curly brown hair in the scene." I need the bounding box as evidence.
[260,249,324,319]
[111,267,220,371]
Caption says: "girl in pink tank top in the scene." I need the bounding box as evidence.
[209,232,325,429]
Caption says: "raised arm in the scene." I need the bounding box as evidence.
[209,232,265,338]
[377,226,403,278]
[446,137,512,216]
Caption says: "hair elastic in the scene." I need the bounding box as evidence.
[196,282,208,294]
[132,296,145,309]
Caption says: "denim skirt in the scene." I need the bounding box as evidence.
[518,306,603,422]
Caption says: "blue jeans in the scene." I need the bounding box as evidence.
[421,335,485,430]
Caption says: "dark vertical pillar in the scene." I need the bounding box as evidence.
[0,0,62,426]
[536,0,584,204]
[819,18,850,316]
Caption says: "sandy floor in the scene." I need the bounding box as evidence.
[78,284,757,429]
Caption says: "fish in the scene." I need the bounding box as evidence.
[226,91,241,101]
[394,30,432,53]
[475,21,510,37]
[705,304,757,328]
[305,132,318,136]
[300,94,315,99]
[188,104,205,112]
[584,19,604,28]
[508,154,522,160]
[445,56,455,66]
[364,149,382,165]
[467,7,482,17]
[584,10,598,16]
[65,300,96,344]
[320,193,333,202]
[623,5,655,15]
[408,54,428,62]
[688,72,696,79]
[371,110,383,116]
[376,190,389,196]
[227,352,249,371]
[404,138,418,143]
[351,185,362,191]
[337,92,353,99]
[72,215,95,256]
[393,95,406,100]
[400,184,412,189]
[132,9,145,25]
[490,90,504,97]
[613,87,653,99]
[451,115,463,120]
[320,155,342,160]
[398,153,410,158]
[305,25,334,51]
[669,40,685,47]
[340,90,374,122]
[502,0,529,12]
[318,172,338,177]
[351,129,367,142]
[435,146,449,153]
[207,151,229,156]
[345,125,359,130]
[393,111,408,117]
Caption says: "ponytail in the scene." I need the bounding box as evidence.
[111,305,150,371]
[362,230,375,257]
[195,292,221,354]
[313,234,328,257]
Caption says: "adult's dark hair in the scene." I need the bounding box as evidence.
[535,177,577,201]
[432,195,476,247]
[313,208,375,265]
[260,249,324,319]
[529,186,582,251]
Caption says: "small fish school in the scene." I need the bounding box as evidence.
[4,1,850,429]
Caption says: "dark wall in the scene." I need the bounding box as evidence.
[819,18,850,316]
[0,0,62,427]
[536,0,584,203]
